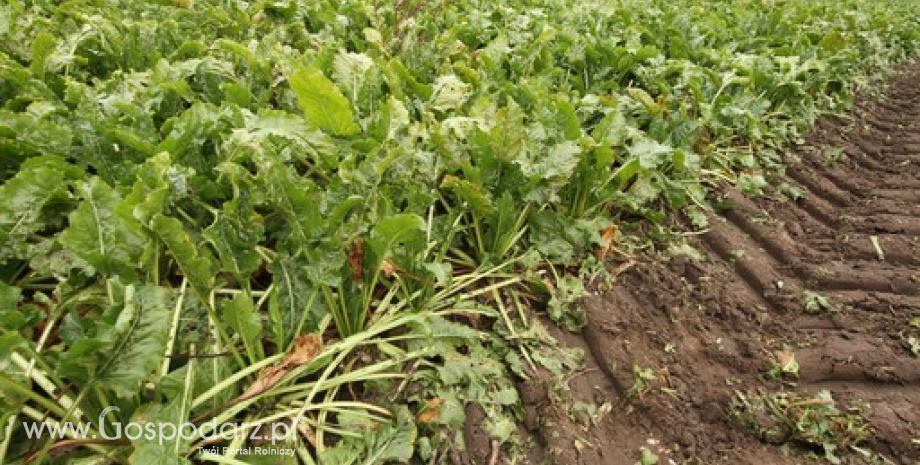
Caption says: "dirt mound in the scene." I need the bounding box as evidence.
[507,66,920,464]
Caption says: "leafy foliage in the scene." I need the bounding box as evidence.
[731,389,872,463]
[1,0,918,463]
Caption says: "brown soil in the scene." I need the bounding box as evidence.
[469,66,920,464]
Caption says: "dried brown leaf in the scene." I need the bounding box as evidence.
[416,398,443,424]
[348,237,364,281]
[596,224,619,260]
[238,333,324,400]
[380,259,398,278]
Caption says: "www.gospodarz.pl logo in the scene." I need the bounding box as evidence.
[23,406,298,446]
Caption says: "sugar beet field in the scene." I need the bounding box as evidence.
[1,1,919,464]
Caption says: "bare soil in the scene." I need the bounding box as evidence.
[466,66,920,464]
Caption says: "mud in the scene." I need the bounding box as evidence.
[484,65,920,464]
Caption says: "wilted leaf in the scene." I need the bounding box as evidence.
[238,333,323,400]
[379,259,398,278]
[416,398,442,424]
[348,237,365,281]
[596,224,619,260]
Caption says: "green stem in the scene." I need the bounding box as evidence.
[161,277,188,379]
[0,416,15,463]
[0,373,69,419]
[9,352,79,416]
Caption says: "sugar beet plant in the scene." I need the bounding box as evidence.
[1,0,918,463]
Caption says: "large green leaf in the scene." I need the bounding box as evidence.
[287,65,359,137]
[120,153,174,225]
[58,285,174,398]
[203,164,263,287]
[220,293,262,361]
[364,406,417,463]
[203,213,262,287]
[368,214,426,261]
[258,163,323,250]
[60,178,148,277]
[267,252,328,344]
[129,352,196,465]
[0,157,70,262]
[0,111,73,162]
[149,214,217,302]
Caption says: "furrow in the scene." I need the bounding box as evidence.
[869,187,920,202]
[804,260,919,295]
[829,290,920,313]
[700,215,798,299]
[810,233,920,266]
[784,165,853,206]
[854,213,920,235]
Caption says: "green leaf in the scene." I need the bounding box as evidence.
[221,293,262,361]
[129,352,197,464]
[0,332,28,417]
[370,96,410,142]
[60,178,148,277]
[203,165,263,287]
[410,314,480,343]
[332,51,374,102]
[58,285,174,398]
[29,32,56,77]
[149,215,217,301]
[430,75,471,111]
[631,138,672,170]
[0,331,25,371]
[120,153,174,225]
[259,164,322,249]
[487,100,525,160]
[287,65,359,137]
[0,110,73,160]
[365,406,416,463]
[738,173,768,197]
[368,214,425,266]
[440,175,493,215]
[517,140,581,181]
[0,281,21,309]
[485,415,515,442]
[637,447,659,465]
[906,336,919,357]
[0,157,70,262]
[203,213,261,286]
[318,438,361,465]
[268,252,327,344]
